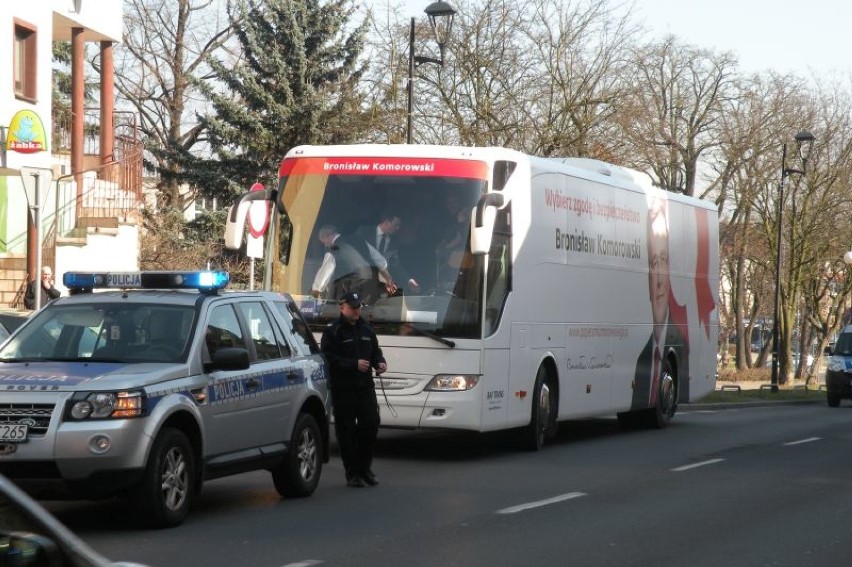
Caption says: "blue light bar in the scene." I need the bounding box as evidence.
[63,271,230,293]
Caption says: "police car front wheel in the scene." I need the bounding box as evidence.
[132,427,196,528]
[272,412,322,498]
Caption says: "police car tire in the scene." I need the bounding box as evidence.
[132,427,195,528]
[272,413,322,498]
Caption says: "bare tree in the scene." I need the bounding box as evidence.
[365,0,636,152]
[617,36,737,196]
[519,0,637,158]
[113,0,234,211]
[712,72,804,371]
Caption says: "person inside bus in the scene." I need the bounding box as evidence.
[310,225,397,303]
[354,210,420,295]
[632,195,689,410]
[435,202,471,293]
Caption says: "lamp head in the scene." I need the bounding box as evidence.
[794,129,815,163]
[424,1,456,51]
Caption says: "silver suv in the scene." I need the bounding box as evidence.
[0,271,330,528]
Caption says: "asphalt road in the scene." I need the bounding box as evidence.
[43,400,852,567]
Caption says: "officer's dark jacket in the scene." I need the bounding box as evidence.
[320,315,385,392]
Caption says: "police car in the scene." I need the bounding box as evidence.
[0,270,330,528]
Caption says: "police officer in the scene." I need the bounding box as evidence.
[320,292,386,488]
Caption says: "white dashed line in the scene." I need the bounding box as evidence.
[281,560,323,567]
[784,437,821,446]
[670,458,725,472]
[496,492,587,514]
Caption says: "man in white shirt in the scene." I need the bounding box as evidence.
[311,225,397,302]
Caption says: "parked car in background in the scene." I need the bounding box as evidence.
[0,309,28,343]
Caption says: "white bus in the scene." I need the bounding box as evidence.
[225,144,719,449]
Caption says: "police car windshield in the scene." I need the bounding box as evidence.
[0,303,195,364]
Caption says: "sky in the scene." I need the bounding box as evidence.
[631,0,849,77]
[402,0,850,78]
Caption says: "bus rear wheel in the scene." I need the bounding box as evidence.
[643,359,676,429]
[523,366,557,450]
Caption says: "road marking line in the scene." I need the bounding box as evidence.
[496,492,587,515]
[784,437,821,446]
[281,561,323,567]
[671,458,725,472]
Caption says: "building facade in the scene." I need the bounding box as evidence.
[0,1,142,308]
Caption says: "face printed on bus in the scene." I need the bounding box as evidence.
[647,199,670,333]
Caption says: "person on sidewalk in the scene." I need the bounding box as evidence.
[24,266,60,310]
[320,292,386,488]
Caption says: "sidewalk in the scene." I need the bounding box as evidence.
[686,379,826,411]
[714,379,824,392]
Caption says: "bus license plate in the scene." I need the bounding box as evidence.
[0,424,28,442]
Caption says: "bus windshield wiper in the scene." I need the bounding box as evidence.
[402,323,456,348]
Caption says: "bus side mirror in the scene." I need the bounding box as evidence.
[224,190,277,250]
[471,193,505,255]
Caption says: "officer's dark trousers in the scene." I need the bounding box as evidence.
[332,389,380,479]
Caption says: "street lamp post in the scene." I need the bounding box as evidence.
[406,1,456,144]
[770,129,815,392]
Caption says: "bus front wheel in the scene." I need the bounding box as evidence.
[523,366,557,450]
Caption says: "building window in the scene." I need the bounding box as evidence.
[14,20,37,101]
[194,196,220,218]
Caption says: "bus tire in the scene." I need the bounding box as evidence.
[523,366,556,450]
[643,358,677,429]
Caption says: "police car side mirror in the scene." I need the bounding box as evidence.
[207,347,250,372]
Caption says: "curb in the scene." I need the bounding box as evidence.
[685,398,825,411]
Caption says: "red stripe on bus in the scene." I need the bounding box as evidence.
[278,156,488,179]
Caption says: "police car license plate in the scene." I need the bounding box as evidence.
[0,424,28,442]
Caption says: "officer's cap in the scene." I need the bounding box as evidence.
[339,292,363,307]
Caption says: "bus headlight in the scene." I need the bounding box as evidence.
[425,374,479,391]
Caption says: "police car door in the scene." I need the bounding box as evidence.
[202,302,290,456]
[234,300,299,449]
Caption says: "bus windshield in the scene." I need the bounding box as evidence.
[269,155,488,340]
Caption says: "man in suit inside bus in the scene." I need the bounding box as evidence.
[354,210,420,295]
[632,195,689,412]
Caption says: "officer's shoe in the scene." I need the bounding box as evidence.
[347,476,366,488]
[362,470,379,486]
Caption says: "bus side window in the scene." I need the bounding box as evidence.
[485,205,512,336]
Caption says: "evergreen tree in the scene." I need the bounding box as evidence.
[180,0,369,202]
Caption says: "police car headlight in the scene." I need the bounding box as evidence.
[69,391,144,420]
[828,357,846,373]
[425,374,479,391]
